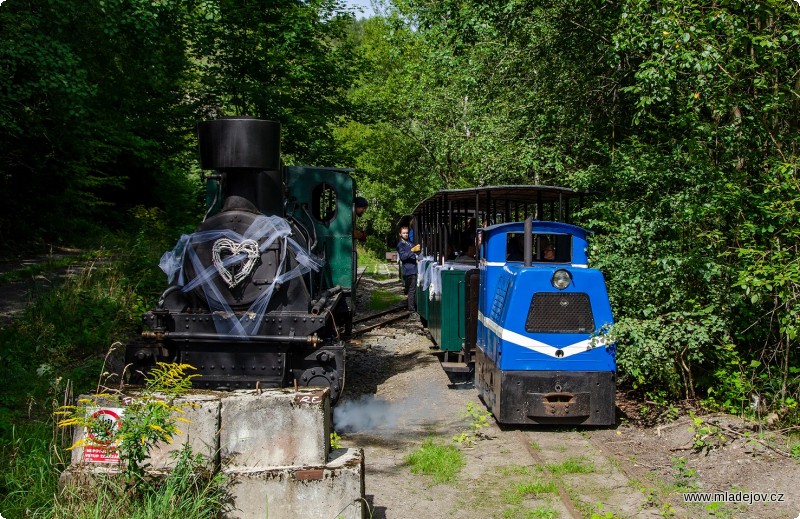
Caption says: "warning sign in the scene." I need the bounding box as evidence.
[83,408,123,463]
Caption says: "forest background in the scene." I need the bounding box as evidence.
[1,0,799,428]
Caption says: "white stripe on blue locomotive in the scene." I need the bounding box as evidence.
[478,310,609,358]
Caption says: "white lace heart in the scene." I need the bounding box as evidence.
[211,238,260,288]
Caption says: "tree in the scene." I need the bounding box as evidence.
[581,0,800,406]
[0,0,198,249]
[192,0,357,164]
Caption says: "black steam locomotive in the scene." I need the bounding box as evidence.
[125,118,357,402]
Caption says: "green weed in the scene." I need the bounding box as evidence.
[331,431,343,449]
[498,465,538,477]
[688,412,727,452]
[790,442,800,459]
[502,505,559,518]
[453,401,493,447]
[502,479,558,505]
[406,437,465,483]
[591,501,619,518]
[670,456,699,491]
[545,456,595,475]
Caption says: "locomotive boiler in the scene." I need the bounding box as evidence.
[125,117,356,402]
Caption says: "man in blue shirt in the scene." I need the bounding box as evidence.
[396,226,420,313]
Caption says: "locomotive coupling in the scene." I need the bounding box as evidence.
[141,330,165,340]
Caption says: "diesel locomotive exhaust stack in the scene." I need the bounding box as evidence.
[198,117,284,216]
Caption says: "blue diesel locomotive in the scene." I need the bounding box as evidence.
[410,186,616,425]
[476,219,615,425]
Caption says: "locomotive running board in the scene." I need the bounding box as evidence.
[441,361,471,373]
[439,349,475,373]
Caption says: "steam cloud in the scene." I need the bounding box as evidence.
[333,393,440,433]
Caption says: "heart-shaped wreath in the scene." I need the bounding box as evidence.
[211,238,260,288]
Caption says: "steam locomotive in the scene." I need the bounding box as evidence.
[125,117,356,402]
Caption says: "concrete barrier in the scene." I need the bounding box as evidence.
[69,393,220,470]
[224,448,365,519]
[220,388,329,469]
[61,387,365,519]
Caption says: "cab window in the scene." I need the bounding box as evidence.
[506,233,570,262]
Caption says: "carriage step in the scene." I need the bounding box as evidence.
[441,362,471,373]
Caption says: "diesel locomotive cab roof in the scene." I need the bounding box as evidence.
[483,220,589,237]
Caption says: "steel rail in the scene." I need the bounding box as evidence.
[517,431,583,519]
[351,311,411,337]
[351,303,407,326]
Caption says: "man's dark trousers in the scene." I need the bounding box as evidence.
[404,274,417,312]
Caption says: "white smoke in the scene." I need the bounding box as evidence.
[333,392,441,434]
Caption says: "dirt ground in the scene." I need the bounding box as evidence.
[0,249,83,325]
[339,274,800,519]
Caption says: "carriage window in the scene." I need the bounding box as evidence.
[506,233,571,262]
[311,183,337,222]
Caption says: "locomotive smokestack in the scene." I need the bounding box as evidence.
[198,117,283,215]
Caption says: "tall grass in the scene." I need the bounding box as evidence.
[0,427,62,517]
[0,207,180,429]
[0,205,222,517]
[0,254,139,432]
[50,447,228,519]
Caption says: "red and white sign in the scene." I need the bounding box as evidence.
[83,408,123,463]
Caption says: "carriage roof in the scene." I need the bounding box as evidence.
[411,185,586,215]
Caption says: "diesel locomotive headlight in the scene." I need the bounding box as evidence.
[551,269,572,290]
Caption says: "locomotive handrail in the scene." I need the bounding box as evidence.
[157,331,321,345]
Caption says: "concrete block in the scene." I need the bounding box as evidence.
[220,388,330,469]
[148,393,220,469]
[69,393,221,470]
[224,448,365,519]
[59,462,123,489]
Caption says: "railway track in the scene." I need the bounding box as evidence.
[350,304,409,337]
[517,430,584,518]
[511,427,664,518]
[341,289,669,518]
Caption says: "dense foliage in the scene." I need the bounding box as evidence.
[339,0,800,417]
[0,0,357,252]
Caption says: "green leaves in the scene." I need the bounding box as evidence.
[194,0,357,164]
